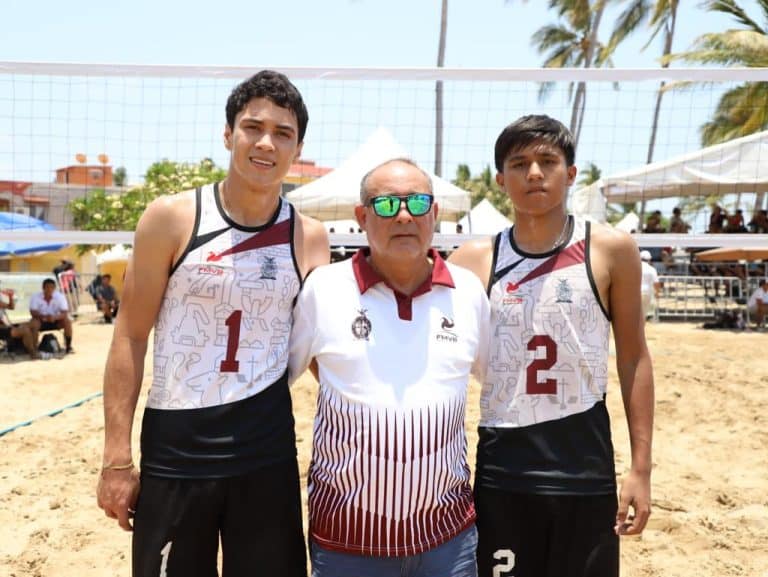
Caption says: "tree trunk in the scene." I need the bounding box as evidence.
[570,1,605,149]
[434,0,448,177]
[640,1,678,228]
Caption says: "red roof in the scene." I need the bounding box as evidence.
[0,181,33,196]
[287,160,332,178]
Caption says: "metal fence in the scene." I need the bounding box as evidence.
[656,275,749,321]
[56,272,102,318]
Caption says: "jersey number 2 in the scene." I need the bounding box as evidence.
[526,334,557,394]
[220,310,242,373]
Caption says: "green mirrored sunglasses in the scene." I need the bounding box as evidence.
[365,193,434,218]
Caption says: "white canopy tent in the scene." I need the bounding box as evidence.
[286,127,471,221]
[458,199,512,234]
[575,129,768,203]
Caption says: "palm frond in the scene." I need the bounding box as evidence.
[700,82,768,145]
[532,25,579,51]
[606,0,650,56]
[668,30,768,66]
[701,0,765,34]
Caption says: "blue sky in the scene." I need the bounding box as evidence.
[3,1,764,230]
[4,0,749,69]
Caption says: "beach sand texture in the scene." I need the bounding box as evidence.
[1,320,766,577]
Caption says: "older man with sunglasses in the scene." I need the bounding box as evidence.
[290,158,490,577]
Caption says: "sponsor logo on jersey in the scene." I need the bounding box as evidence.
[503,281,524,305]
[351,309,372,340]
[198,264,224,276]
[436,316,458,343]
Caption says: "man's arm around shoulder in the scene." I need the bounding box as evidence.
[96,193,193,531]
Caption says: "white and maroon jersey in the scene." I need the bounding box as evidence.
[476,216,617,495]
[141,182,301,478]
[290,249,490,556]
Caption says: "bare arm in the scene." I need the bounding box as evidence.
[447,237,495,289]
[97,193,192,531]
[595,227,655,535]
[295,212,330,279]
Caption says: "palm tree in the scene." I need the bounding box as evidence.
[577,161,602,187]
[669,0,768,210]
[515,0,612,148]
[604,0,680,225]
[435,0,448,177]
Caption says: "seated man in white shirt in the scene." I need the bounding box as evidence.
[0,285,40,359]
[747,278,768,328]
[29,277,73,353]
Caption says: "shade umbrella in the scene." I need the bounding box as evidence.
[694,247,768,262]
[0,212,67,256]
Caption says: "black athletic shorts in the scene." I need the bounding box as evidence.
[474,487,618,577]
[132,459,307,577]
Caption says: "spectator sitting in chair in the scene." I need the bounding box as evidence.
[94,274,119,324]
[669,207,690,234]
[747,278,768,328]
[0,285,40,359]
[29,278,73,354]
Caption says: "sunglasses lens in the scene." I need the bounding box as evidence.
[372,197,400,218]
[369,194,433,218]
[406,194,432,216]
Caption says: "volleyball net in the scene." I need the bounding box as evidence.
[1,62,767,250]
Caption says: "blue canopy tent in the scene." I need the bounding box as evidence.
[0,212,67,256]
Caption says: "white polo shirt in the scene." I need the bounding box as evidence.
[290,248,489,557]
[748,285,767,310]
[29,290,69,316]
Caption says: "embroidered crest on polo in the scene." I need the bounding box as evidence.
[351,309,372,340]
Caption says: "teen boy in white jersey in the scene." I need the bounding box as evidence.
[450,115,655,577]
[96,70,329,577]
[290,158,489,577]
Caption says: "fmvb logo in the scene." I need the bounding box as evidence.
[503,280,523,304]
[436,316,458,343]
[198,265,224,276]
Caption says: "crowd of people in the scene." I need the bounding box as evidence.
[642,205,768,235]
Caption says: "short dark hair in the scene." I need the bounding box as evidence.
[225,70,309,143]
[494,115,575,172]
[102,274,112,280]
[42,278,56,288]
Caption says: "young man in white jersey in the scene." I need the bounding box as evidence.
[450,115,655,577]
[96,70,329,577]
[289,158,490,577]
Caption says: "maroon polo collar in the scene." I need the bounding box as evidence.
[351,248,455,321]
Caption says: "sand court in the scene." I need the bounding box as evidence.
[1,321,767,577]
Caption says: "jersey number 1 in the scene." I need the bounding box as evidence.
[526,334,557,394]
[220,310,242,373]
